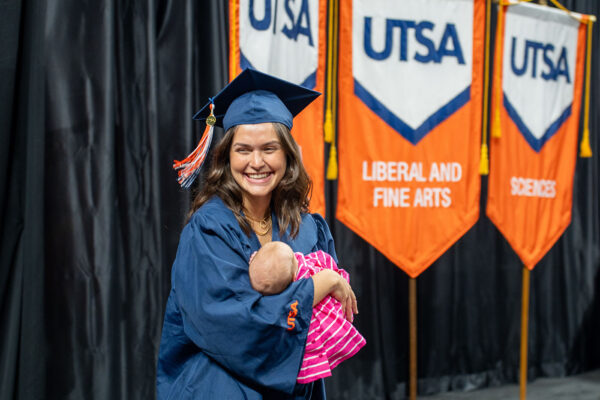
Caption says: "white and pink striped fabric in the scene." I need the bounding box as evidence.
[295,251,366,384]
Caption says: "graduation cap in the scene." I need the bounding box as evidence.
[173,69,321,188]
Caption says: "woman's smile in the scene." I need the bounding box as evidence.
[245,171,273,181]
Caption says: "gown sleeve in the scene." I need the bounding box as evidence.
[171,211,315,394]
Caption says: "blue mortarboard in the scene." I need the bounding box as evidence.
[192,68,320,131]
[174,69,320,188]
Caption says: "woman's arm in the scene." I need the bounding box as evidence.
[311,269,358,322]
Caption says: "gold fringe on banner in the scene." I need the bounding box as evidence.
[326,143,338,180]
[580,18,594,158]
[479,144,490,175]
[324,110,334,143]
[323,0,335,144]
[480,0,492,175]
[326,0,339,180]
[492,2,506,138]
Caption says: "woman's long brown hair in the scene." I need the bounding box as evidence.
[188,123,312,238]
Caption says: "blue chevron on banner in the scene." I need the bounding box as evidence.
[352,0,474,145]
[502,4,579,152]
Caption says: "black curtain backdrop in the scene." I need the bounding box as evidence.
[1,0,46,399]
[0,1,598,399]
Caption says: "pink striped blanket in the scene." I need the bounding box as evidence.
[295,250,366,384]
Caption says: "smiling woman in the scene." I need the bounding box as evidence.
[157,69,358,399]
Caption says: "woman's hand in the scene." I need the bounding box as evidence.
[311,269,358,322]
[331,271,358,322]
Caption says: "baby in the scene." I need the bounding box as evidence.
[249,241,366,384]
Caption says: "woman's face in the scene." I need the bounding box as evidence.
[229,123,287,208]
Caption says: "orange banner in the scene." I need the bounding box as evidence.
[487,3,588,270]
[337,0,484,278]
[229,0,327,216]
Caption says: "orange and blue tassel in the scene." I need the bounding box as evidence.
[173,102,216,188]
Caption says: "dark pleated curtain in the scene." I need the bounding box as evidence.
[40,1,227,399]
[0,0,598,399]
[0,0,46,399]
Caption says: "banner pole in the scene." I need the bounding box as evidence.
[519,267,531,400]
[409,277,417,400]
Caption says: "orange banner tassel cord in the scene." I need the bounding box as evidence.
[580,18,593,158]
[326,0,339,180]
[492,2,506,139]
[323,0,335,144]
[480,0,492,175]
[173,102,216,188]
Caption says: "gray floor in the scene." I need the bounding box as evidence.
[421,369,600,400]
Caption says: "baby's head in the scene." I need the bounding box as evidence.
[249,241,298,295]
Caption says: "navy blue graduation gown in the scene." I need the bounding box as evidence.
[157,197,338,399]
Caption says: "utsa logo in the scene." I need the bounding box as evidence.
[510,37,571,82]
[248,0,314,46]
[363,18,465,64]
[287,300,299,330]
